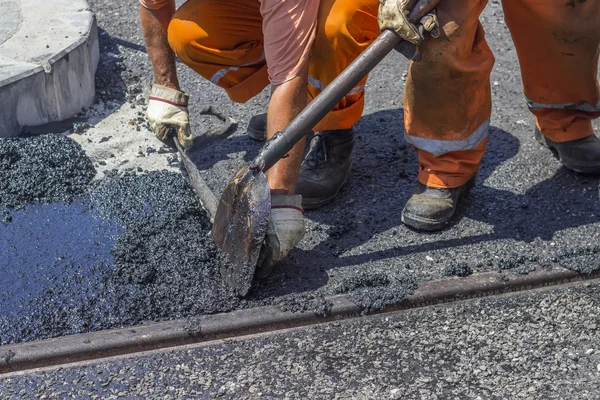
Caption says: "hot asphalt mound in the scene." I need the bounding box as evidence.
[0,134,95,210]
[1,134,419,345]
[0,138,239,344]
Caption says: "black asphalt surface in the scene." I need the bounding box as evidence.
[2,282,599,399]
[0,0,599,346]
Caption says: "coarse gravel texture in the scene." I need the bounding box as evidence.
[0,134,95,210]
[0,0,599,345]
[2,281,600,399]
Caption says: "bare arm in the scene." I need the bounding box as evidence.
[139,3,179,89]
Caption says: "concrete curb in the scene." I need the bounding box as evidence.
[0,0,99,136]
[2,267,599,374]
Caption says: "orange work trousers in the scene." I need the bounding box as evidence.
[406,0,600,188]
[167,0,380,132]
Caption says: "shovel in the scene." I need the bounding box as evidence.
[213,0,444,296]
[173,106,237,220]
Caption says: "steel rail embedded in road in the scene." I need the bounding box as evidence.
[2,266,599,375]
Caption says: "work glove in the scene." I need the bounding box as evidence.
[378,0,440,60]
[264,194,306,263]
[147,84,194,149]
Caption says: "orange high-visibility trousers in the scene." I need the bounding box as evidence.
[167,0,380,132]
[406,0,600,189]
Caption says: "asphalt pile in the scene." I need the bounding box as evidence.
[0,133,416,345]
[0,134,95,210]
[0,156,240,344]
[89,171,239,317]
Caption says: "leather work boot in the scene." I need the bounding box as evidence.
[401,174,477,232]
[535,127,600,174]
[296,128,355,209]
[246,113,267,141]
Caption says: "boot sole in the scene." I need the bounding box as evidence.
[535,129,600,174]
[401,213,450,232]
[401,177,476,232]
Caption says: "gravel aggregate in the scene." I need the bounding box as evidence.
[0,134,95,209]
[2,282,599,399]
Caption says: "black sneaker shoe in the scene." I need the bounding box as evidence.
[247,113,267,141]
[535,127,600,174]
[401,174,477,231]
[296,128,355,209]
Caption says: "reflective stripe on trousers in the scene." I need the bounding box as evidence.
[405,119,490,157]
[210,53,266,85]
[526,97,600,113]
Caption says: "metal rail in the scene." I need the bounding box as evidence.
[2,266,599,374]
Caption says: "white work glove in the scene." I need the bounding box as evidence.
[147,84,193,149]
[265,194,306,262]
[378,0,440,60]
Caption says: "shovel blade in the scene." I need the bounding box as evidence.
[212,165,271,296]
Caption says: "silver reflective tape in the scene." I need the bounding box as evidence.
[404,119,490,156]
[210,53,266,85]
[308,75,324,90]
[526,96,600,113]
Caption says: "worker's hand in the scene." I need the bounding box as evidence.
[264,194,306,262]
[378,0,440,59]
[147,84,194,149]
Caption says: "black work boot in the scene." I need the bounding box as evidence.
[247,113,267,141]
[401,174,477,232]
[296,128,355,209]
[535,127,600,174]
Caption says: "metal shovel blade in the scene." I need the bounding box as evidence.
[212,165,271,296]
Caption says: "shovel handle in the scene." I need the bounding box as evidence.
[175,139,219,220]
[251,0,444,171]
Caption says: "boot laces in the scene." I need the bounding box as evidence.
[304,132,328,169]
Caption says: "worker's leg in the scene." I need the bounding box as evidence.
[296,0,380,209]
[401,0,493,231]
[167,0,269,103]
[502,0,600,174]
[503,0,600,143]
[309,0,380,131]
[404,0,493,189]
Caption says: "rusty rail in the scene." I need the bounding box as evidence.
[2,266,599,374]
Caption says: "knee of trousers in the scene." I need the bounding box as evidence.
[167,19,200,62]
[167,6,217,65]
[315,2,378,51]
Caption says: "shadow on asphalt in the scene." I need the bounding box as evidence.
[241,109,598,300]
[178,104,599,300]
[300,109,599,269]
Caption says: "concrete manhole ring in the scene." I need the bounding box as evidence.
[0,0,99,136]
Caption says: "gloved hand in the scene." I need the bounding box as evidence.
[264,194,306,262]
[147,84,194,149]
[378,0,440,60]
